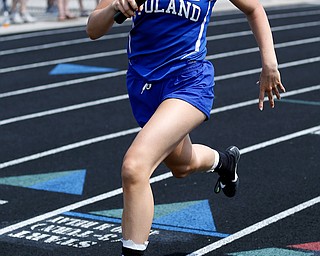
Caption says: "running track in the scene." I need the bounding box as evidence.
[0,3,319,256]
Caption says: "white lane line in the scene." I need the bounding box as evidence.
[0,125,318,236]
[1,81,319,126]
[0,49,127,73]
[1,54,319,100]
[0,8,317,42]
[0,188,124,236]
[210,84,320,114]
[209,9,320,26]
[214,56,320,81]
[0,27,85,42]
[0,34,129,56]
[0,79,319,169]
[0,70,128,99]
[1,84,319,167]
[0,200,8,205]
[206,21,320,41]
[0,94,129,125]
[1,20,319,73]
[240,126,320,155]
[0,127,141,169]
[206,37,320,60]
[1,9,318,46]
[187,195,320,256]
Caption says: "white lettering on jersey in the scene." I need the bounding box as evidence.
[190,4,201,21]
[166,0,177,15]
[144,0,202,22]
[155,0,165,13]
[178,0,191,18]
[144,0,153,13]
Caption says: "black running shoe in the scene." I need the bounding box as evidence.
[214,146,240,197]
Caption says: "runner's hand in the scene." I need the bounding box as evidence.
[112,0,138,18]
[258,67,286,111]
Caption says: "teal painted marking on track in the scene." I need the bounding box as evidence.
[49,63,118,75]
[279,98,320,106]
[30,170,86,195]
[227,248,314,256]
[92,208,123,219]
[63,211,122,224]
[89,200,229,238]
[0,169,86,195]
[63,211,229,238]
[153,200,217,233]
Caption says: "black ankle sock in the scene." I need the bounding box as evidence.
[216,151,229,172]
[122,246,145,256]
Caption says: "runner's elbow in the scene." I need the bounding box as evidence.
[86,27,101,40]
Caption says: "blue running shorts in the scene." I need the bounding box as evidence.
[126,60,215,127]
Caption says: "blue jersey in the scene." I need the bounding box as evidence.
[127,0,216,81]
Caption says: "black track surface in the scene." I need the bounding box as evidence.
[0,4,319,256]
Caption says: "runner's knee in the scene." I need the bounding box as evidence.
[121,156,150,187]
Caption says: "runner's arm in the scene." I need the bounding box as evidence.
[230,0,286,110]
[86,0,139,40]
